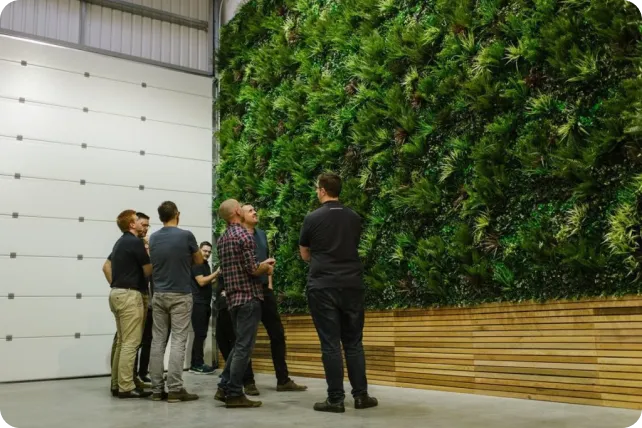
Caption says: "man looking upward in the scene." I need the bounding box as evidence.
[240,204,307,395]
[214,199,275,408]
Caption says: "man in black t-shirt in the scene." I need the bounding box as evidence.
[105,210,153,399]
[239,204,307,395]
[189,241,220,374]
[299,173,378,413]
[105,212,152,389]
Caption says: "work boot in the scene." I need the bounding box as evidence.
[276,380,308,392]
[225,395,262,408]
[244,383,260,396]
[354,394,378,409]
[168,388,199,403]
[152,391,169,401]
[214,388,226,403]
[313,399,345,413]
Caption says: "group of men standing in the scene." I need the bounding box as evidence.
[104,172,378,412]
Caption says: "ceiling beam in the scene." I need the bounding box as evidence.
[82,0,209,31]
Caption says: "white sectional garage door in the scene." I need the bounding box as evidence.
[0,34,213,382]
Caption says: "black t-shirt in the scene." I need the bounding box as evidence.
[299,200,364,289]
[215,275,227,311]
[109,232,150,293]
[191,262,213,304]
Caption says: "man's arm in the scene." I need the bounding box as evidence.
[299,216,312,262]
[195,267,221,287]
[187,231,204,265]
[102,260,112,284]
[299,246,311,262]
[268,274,274,290]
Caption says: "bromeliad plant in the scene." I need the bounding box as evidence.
[215,0,642,313]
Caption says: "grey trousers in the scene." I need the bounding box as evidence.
[150,292,193,393]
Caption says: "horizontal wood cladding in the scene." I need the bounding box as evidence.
[234,296,642,409]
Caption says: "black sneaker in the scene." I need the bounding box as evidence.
[110,388,118,397]
[189,364,215,375]
[354,394,378,409]
[139,374,152,383]
[313,399,345,413]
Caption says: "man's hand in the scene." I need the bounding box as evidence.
[264,258,276,266]
[214,267,222,277]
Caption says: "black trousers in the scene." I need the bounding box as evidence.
[191,302,212,367]
[260,288,290,385]
[136,305,153,377]
[216,306,254,384]
[308,287,368,403]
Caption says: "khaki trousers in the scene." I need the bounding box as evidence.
[109,288,144,392]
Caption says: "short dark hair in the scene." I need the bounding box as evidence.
[317,173,342,197]
[136,212,150,220]
[117,209,137,233]
[200,241,212,249]
[158,201,178,223]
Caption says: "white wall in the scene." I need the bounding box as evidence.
[0,34,213,382]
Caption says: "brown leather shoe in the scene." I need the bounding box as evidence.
[214,388,226,403]
[225,394,262,408]
[168,388,199,403]
[276,380,308,392]
[244,383,260,396]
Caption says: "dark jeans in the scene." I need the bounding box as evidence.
[261,288,290,385]
[218,299,262,397]
[191,302,212,367]
[216,307,254,384]
[308,287,368,403]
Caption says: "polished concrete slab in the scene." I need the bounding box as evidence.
[0,373,639,428]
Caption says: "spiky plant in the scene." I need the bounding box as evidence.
[216,0,642,312]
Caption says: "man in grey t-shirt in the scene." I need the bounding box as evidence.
[149,201,204,403]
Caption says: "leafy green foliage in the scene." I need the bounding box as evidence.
[216,0,642,312]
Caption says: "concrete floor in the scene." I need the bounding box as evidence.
[0,373,640,428]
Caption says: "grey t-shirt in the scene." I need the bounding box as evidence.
[150,226,199,294]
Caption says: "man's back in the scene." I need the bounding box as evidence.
[150,227,198,294]
[300,201,363,289]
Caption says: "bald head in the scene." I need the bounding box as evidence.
[218,199,242,223]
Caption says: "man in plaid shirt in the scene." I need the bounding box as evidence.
[215,199,275,408]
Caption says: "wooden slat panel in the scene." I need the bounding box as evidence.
[232,296,642,410]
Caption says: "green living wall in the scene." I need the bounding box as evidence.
[215,0,642,312]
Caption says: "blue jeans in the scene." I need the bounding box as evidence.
[217,298,262,397]
[308,287,368,403]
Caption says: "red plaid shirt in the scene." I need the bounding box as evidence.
[217,223,264,308]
